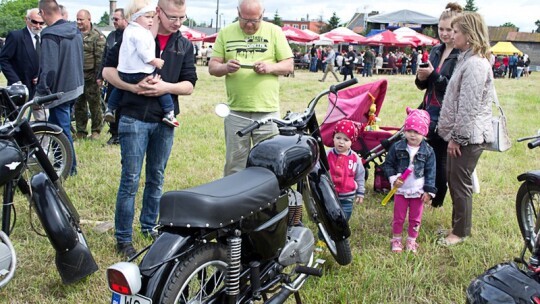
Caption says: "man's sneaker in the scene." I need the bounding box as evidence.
[162,111,179,128]
[390,238,403,253]
[405,239,419,254]
[104,110,115,123]
[116,242,137,259]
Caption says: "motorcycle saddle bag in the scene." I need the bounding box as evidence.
[466,262,540,304]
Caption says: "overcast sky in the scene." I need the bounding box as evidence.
[59,0,539,33]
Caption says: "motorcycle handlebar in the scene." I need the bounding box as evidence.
[34,92,63,106]
[236,121,261,137]
[236,78,359,134]
[529,138,540,149]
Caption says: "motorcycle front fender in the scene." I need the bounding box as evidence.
[30,172,98,284]
[139,232,193,301]
[29,121,64,134]
[307,168,351,240]
[517,170,540,185]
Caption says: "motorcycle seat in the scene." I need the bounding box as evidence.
[159,167,281,228]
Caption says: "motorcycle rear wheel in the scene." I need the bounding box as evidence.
[161,243,228,304]
[516,182,540,252]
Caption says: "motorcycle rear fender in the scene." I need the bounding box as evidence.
[307,169,351,240]
[29,121,64,134]
[139,232,193,301]
[517,170,540,185]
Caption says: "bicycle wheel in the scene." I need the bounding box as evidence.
[161,243,228,304]
[516,182,540,252]
[32,130,73,180]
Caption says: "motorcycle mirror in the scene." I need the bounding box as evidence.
[215,103,230,118]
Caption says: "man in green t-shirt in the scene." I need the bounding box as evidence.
[209,0,294,176]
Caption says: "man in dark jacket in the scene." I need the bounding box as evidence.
[37,0,84,176]
[97,8,128,145]
[0,8,45,119]
[103,0,197,258]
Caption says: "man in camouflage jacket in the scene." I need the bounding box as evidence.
[75,9,105,140]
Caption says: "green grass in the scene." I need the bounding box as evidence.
[1,69,539,303]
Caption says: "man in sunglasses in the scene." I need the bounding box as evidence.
[0,8,45,120]
[209,0,293,176]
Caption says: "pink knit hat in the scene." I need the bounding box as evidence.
[333,120,359,142]
[404,107,430,136]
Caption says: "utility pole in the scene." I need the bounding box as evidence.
[215,0,219,33]
[109,0,117,26]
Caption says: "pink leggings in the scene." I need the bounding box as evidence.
[392,194,424,239]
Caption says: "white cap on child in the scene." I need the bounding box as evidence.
[130,2,157,22]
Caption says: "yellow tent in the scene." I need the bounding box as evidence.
[490,41,523,56]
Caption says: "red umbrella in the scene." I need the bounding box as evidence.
[203,33,218,43]
[322,27,364,44]
[362,30,416,47]
[180,25,206,41]
[281,26,318,43]
[393,27,439,46]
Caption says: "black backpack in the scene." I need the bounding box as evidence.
[466,262,540,303]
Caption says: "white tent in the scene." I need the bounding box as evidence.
[367,10,438,25]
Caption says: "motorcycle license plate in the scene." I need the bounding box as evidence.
[111,292,152,304]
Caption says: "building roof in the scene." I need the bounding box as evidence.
[366,9,438,25]
[488,26,540,43]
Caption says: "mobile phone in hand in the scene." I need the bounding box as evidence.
[419,62,429,68]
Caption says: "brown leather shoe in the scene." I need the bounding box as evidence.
[90,132,100,140]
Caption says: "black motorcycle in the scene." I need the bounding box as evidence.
[466,130,540,303]
[0,85,97,285]
[106,79,359,304]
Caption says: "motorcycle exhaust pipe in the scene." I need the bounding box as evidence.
[30,173,98,284]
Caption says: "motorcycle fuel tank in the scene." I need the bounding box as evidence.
[247,134,319,188]
[0,140,24,186]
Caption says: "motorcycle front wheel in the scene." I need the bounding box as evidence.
[516,182,540,252]
[161,243,228,304]
[317,222,352,266]
[30,130,73,180]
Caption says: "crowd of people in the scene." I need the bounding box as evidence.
[491,52,531,79]
[0,0,512,259]
[293,44,437,79]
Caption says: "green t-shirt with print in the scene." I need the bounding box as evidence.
[213,21,293,112]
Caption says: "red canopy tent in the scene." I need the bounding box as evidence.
[361,30,416,47]
[281,26,318,43]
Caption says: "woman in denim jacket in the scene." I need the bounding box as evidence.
[384,108,436,253]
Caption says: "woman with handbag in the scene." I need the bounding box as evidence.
[415,2,462,208]
[436,12,495,246]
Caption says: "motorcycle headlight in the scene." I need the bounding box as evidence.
[6,83,29,106]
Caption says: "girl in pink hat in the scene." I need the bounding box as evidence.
[383,108,437,253]
[327,119,365,221]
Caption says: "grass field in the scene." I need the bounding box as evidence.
[0,68,539,303]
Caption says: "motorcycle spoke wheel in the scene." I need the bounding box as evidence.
[161,243,228,304]
[516,182,540,252]
[318,223,352,266]
[31,131,73,180]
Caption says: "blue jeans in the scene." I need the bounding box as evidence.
[309,57,318,72]
[48,100,77,175]
[339,197,354,221]
[114,115,174,243]
[108,72,174,113]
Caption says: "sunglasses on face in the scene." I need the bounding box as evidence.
[30,19,45,26]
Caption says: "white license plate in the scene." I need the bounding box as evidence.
[111,292,152,304]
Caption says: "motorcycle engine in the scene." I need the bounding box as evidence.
[278,226,315,266]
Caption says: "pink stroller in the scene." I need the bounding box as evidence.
[320,79,403,192]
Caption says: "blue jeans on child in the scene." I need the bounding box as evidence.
[339,197,354,221]
[108,72,174,113]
